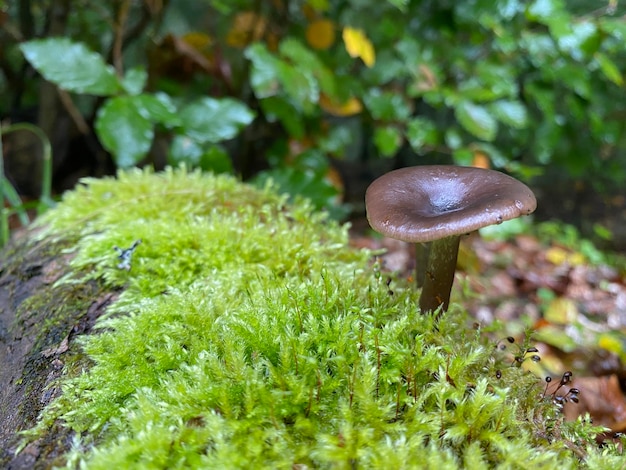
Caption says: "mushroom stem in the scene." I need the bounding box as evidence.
[419,235,460,314]
[414,242,431,288]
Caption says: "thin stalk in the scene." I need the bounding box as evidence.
[419,235,461,314]
[414,242,431,288]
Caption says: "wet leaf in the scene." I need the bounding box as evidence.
[373,126,402,158]
[245,43,281,98]
[526,0,563,22]
[121,67,147,95]
[179,97,255,143]
[134,94,180,127]
[20,38,120,96]
[95,95,154,168]
[405,117,438,151]
[364,89,411,121]
[489,100,528,129]
[455,101,498,141]
[595,52,623,86]
[261,97,305,138]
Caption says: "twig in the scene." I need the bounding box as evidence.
[112,0,131,75]
[56,88,90,135]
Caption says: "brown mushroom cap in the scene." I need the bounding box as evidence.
[365,165,537,243]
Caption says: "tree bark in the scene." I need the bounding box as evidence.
[0,230,113,469]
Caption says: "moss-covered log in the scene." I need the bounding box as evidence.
[0,168,622,469]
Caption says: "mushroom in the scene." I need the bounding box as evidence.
[365,165,537,313]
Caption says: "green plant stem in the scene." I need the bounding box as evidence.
[419,235,460,314]
[2,178,30,225]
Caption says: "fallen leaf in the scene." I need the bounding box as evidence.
[544,297,579,324]
[563,375,626,430]
[41,335,69,358]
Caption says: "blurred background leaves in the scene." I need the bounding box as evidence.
[2,0,626,232]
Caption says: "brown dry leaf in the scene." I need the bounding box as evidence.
[564,375,626,430]
[411,64,438,93]
[41,335,69,358]
[150,34,215,79]
[227,11,267,48]
[42,254,72,284]
[306,18,335,50]
[471,150,490,169]
[319,94,363,116]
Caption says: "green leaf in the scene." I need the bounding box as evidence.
[20,38,120,96]
[405,117,438,151]
[245,43,281,98]
[279,38,336,96]
[199,145,233,173]
[526,0,564,22]
[445,128,464,149]
[455,101,498,141]
[168,135,203,167]
[374,126,402,158]
[364,88,411,121]
[95,96,154,168]
[121,67,148,95]
[169,137,232,173]
[552,63,591,98]
[557,21,599,60]
[133,93,181,127]
[319,125,353,158]
[489,100,528,129]
[260,97,305,138]
[179,97,255,143]
[452,147,474,166]
[253,167,339,213]
[276,62,319,113]
[595,52,623,86]
[387,0,409,11]
[246,43,318,113]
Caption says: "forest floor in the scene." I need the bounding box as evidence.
[349,219,626,435]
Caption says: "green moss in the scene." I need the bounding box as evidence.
[24,167,621,468]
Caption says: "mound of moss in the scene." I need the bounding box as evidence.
[18,168,622,468]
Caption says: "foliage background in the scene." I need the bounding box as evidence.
[2,0,626,225]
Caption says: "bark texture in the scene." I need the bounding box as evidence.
[0,230,114,469]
